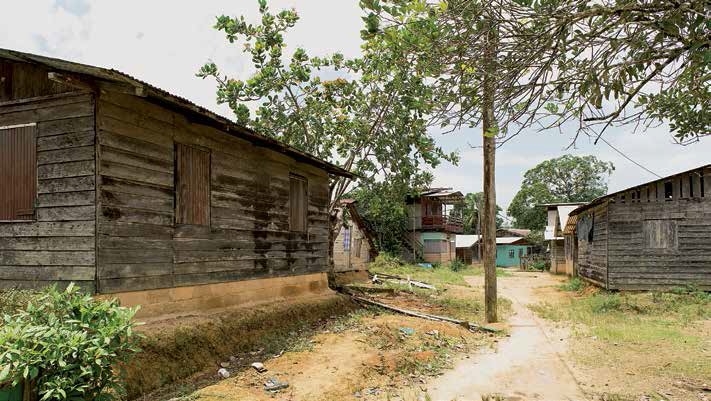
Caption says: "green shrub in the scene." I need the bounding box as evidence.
[0,284,141,400]
[530,260,548,271]
[0,289,37,319]
[559,277,585,292]
[449,260,466,272]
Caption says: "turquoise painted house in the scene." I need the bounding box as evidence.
[495,237,533,267]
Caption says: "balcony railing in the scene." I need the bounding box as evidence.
[420,215,464,233]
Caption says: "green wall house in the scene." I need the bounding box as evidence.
[495,237,533,267]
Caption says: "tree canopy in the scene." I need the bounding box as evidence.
[451,192,504,234]
[361,0,710,144]
[507,155,615,230]
[198,0,457,222]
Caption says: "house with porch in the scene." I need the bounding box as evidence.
[405,188,464,263]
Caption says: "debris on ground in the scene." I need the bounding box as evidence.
[251,362,267,373]
[264,377,289,392]
[371,273,437,291]
[217,368,230,379]
[350,294,500,333]
[399,327,415,336]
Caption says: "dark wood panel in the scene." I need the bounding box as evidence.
[36,205,95,222]
[37,191,95,207]
[39,176,95,193]
[0,250,95,265]
[0,237,94,251]
[38,116,94,137]
[38,160,94,179]
[37,131,94,151]
[0,265,94,280]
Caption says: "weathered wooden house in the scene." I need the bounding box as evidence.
[569,165,711,290]
[543,203,587,275]
[454,235,480,265]
[333,199,377,274]
[0,49,353,317]
[405,188,464,263]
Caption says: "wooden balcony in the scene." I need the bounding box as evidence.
[420,215,464,233]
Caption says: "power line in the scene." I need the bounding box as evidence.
[597,136,662,179]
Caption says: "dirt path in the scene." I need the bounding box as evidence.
[427,272,588,401]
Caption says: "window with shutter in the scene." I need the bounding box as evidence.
[289,174,307,232]
[0,124,37,221]
[175,143,211,225]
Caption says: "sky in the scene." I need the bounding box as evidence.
[2,0,708,213]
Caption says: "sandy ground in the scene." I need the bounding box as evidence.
[427,272,588,401]
[190,307,490,401]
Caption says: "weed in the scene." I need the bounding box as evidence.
[449,259,466,272]
[559,277,586,292]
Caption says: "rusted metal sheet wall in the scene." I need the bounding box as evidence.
[0,124,37,220]
[176,144,210,226]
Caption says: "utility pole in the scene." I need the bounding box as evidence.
[482,14,498,324]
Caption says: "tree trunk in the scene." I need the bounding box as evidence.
[482,16,498,324]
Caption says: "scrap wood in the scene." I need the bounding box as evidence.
[350,294,500,333]
[370,273,436,290]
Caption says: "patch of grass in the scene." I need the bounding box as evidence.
[531,288,711,386]
[559,277,586,292]
[467,266,514,277]
[369,255,473,287]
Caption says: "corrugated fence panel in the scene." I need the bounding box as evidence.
[0,124,37,220]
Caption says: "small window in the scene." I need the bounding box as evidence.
[518,248,523,258]
[343,227,351,251]
[289,174,308,232]
[0,124,37,221]
[689,174,694,197]
[508,249,515,259]
[176,143,211,225]
[701,174,705,197]
[664,181,673,200]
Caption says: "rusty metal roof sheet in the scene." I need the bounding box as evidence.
[0,48,354,178]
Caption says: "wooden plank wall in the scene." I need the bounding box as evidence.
[0,92,96,291]
[576,203,609,287]
[606,167,711,290]
[96,92,331,294]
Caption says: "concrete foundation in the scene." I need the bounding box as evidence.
[98,273,333,319]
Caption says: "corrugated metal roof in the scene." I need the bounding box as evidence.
[569,164,711,216]
[455,235,480,248]
[496,237,527,245]
[563,214,578,235]
[0,48,354,178]
[557,205,578,231]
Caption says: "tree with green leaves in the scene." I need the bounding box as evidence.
[451,192,503,234]
[198,0,457,264]
[507,155,615,230]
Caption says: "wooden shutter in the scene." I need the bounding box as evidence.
[289,174,307,232]
[176,144,210,225]
[0,124,36,220]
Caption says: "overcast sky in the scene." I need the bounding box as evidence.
[2,0,708,212]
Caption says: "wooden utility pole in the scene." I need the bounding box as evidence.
[482,15,498,324]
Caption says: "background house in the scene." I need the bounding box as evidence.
[405,188,464,263]
[0,49,352,318]
[333,199,377,274]
[570,164,711,290]
[543,203,587,275]
[454,234,480,265]
[495,237,533,267]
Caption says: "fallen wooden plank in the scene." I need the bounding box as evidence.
[349,294,500,333]
[371,273,437,290]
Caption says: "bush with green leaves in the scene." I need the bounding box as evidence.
[448,260,466,272]
[0,284,140,400]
